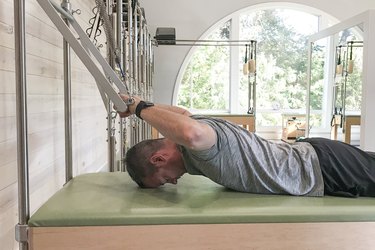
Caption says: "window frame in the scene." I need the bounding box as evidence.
[173,3,339,135]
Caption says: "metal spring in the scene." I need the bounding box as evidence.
[86,5,103,47]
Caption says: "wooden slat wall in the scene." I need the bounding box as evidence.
[0,0,110,249]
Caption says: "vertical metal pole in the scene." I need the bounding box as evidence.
[306,41,313,137]
[122,11,129,170]
[109,132,116,171]
[116,0,125,171]
[145,32,149,138]
[146,25,154,138]
[14,0,30,249]
[252,41,257,116]
[128,0,133,89]
[133,5,140,144]
[106,0,116,172]
[138,7,144,141]
[128,0,136,147]
[140,11,147,140]
[61,0,73,183]
[139,10,145,94]
[116,0,123,61]
[133,6,139,95]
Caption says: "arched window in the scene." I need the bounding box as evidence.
[175,4,342,131]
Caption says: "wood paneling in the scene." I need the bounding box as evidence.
[0,203,18,250]
[29,222,375,250]
[0,0,109,248]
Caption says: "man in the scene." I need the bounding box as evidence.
[118,95,375,197]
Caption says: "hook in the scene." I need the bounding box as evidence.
[72,9,81,15]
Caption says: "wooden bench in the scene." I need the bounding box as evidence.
[331,115,360,144]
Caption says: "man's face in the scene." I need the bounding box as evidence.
[141,140,187,188]
[142,165,184,188]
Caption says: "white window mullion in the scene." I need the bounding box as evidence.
[319,14,335,132]
[230,16,240,113]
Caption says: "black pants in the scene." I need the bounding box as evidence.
[299,138,375,197]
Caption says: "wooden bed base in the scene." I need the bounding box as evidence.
[29,222,375,250]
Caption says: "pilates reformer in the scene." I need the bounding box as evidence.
[14,1,375,249]
[27,172,375,250]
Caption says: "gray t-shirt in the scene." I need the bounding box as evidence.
[180,115,324,196]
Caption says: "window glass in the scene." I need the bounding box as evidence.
[177,21,231,113]
[309,38,327,128]
[239,9,319,126]
[176,7,346,130]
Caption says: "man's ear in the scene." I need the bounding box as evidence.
[150,153,166,167]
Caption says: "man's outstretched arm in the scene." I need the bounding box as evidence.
[155,103,192,116]
[117,95,216,150]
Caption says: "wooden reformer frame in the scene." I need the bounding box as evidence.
[28,222,375,250]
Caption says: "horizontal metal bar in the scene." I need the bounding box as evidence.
[174,39,256,43]
[155,39,256,47]
[334,44,363,48]
[160,43,253,47]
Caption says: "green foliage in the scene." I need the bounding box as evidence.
[250,10,312,109]
[178,20,231,111]
[309,44,325,110]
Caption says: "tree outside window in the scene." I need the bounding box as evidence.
[178,21,231,113]
[177,7,362,131]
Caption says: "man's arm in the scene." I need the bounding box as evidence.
[118,95,216,150]
[155,103,192,116]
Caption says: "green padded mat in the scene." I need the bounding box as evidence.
[29,172,375,227]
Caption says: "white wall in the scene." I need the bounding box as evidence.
[141,0,375,104]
